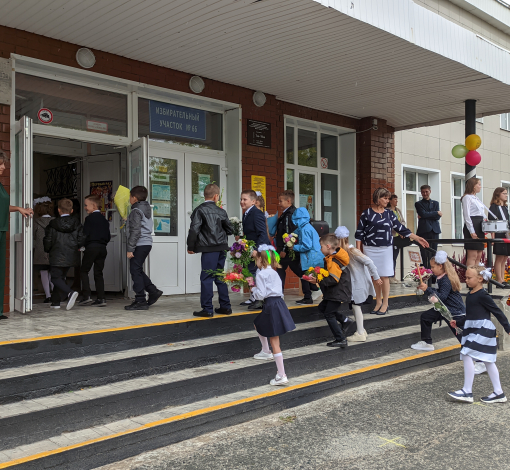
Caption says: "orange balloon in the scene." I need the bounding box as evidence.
[465,134,481,151]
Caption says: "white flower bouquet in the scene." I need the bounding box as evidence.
[428,295,462,334]
[229,217,242,237]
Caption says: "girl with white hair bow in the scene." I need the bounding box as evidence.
[448,264,510,404]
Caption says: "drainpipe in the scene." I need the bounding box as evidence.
[465,99,476,180]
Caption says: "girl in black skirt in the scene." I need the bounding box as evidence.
[488,187,510,288]
[252,244,296,386]
[461,177,485,267]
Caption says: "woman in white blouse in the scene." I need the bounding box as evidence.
[461,177,485,267]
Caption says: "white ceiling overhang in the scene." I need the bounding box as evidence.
[2,0,510,129]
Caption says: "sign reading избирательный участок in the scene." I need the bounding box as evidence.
[149,100,206,140]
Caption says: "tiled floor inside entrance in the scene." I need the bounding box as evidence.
[1,285,416,343]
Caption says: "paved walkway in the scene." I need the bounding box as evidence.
[1,285,415,343]
[99,350,510,470]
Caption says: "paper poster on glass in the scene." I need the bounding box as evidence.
[152,173,170,183]
[323,190,332,207]
[90,180,113,220]
[154,217,171,233]
[299,194,314,219]
[152,183,171,201]
[324,211,333,228]
[153,201,171,217]
[193,194,205,210]
[198,174,210,197]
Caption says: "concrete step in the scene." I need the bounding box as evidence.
[0,338,461,470]
[0,322,455,455]
[0,304,431,403]
[0,294,427,368]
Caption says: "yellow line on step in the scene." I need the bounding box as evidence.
[0,293,417,346]
[0,343,460,469]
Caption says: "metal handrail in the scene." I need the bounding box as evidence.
[398,237,509,294]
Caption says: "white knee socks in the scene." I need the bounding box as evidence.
[40,270,52,298]
[456,353,475,394]
[485,362,503,396]
[274,352,286,377]
[258,334,271,354]
[352,305,365,335]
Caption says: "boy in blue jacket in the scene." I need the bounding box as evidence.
[292,207,324,305]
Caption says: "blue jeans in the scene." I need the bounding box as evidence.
[200,251,231,312]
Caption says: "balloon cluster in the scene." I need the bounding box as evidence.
[451,134,482,166]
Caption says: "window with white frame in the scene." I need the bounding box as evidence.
[451,174,483,239]
[501,113,510,131]
[403,170,430,233]
[285,122,340,231]
[476,117,484,124]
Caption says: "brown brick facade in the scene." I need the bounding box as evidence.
[0,25,395,304]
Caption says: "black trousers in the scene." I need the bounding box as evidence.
[130,245,158,303]
[277,256,313,299]
[417,231,439,269]
[80,245,108,299]
[420,308,464,344]
[50,266,71,303]
[318,299,347,341]
[200,251,230,312]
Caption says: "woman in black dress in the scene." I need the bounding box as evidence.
[488,187,510,288]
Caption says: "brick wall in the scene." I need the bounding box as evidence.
[0,105,9,313]
[0,25,395,298]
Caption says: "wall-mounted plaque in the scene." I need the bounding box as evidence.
[247,119,271,148]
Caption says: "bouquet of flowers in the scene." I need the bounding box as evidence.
[216,187,225,209]
[282,232,298,260]
[302,266,329,283]
[229,238,256,267]
[229,217,242,237]
[428,295,462,334]
[208,263,255,293]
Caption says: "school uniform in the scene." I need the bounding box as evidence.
[489,204,510,256]
[242,205,270,277]
[462,195,486,251]
[461,289,510,362]
[415,198,441,269]
[252,266,296,337]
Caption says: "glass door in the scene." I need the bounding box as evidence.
[14,116,33,313]
[297,171,317,221]
[185,154,226,293]
[125,137,149,299]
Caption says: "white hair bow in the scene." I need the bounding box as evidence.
[255,191,262,197]
[258,244,275,252]
[481,268,492,281]
[434,251,448,265]
[334,226,350,239]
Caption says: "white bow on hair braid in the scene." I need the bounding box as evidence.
[433,251,448,265]
[258,244,275,252]
[334,226,350,239]
[255,191,262,197]
[481,267,492,281]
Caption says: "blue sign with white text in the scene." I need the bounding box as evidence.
[149,100,206,140]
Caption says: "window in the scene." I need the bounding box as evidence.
[476,117,484,124]
[285,123,340,230]
[15,73,128,136]
[452,175,465,239]
[138,98,223,150]
[501,113,510,131]
[403,170,429,233]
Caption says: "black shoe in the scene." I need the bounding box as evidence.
[92,299,107,307]
[0,315,8,320]
[480,392,507,403]
[124,301,149,311]
[342,318,357,337]
[193,309,214,318]
[50,303,61,309]
[296,298,313,305]
[248,300,263,310]
[78,297,94,306]
[503,283,510,289]
[215,307,233,315]
[370,307,381,314]
[327,340,347,348]
[240,300,253,306]
[148,289,163,306]
[377,308,389,316]
[44,297,51,304]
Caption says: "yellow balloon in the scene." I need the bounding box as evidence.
[465,134,481,151]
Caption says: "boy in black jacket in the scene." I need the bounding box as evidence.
[79,195,111,307]
[44,198,86,311]
[187,184,234,318]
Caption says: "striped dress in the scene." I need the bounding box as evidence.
[461,289,510,363]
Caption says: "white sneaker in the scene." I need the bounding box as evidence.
[270,374,289,386]
[66,291,79,311]
[474,362,487,375]
[253,351,274,361]
[347,331,367,342]
[411,341,434,351]
[311,289,322,301]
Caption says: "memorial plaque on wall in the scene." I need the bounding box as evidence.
[247,119,271,148]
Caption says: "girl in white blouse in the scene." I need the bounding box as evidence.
[461,178,485,267]
[252,245,296,386]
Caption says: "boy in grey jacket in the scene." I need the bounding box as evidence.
[125,186,162,311]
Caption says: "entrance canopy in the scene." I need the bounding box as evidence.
[2,0,510,129]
